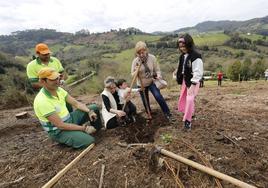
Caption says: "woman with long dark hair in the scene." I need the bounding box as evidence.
[176,34,203,130]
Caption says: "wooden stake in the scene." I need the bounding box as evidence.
[98,164,105,188]
[15,112,28,119]
[42,144,95,188]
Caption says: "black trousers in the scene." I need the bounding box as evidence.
[106,101,137,129]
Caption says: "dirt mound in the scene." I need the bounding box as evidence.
[117,115,161,144]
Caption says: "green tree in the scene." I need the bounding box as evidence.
[252,59,266,80]
[240,58,252,81]
[227,60,241,81]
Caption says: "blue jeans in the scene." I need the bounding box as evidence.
[139,83,170,116]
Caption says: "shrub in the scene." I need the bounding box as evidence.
[0,86,29,109]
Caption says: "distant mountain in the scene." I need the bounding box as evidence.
[173,15,268,35]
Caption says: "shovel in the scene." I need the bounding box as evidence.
[149,146,256,188]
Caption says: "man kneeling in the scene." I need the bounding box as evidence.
[34,67,102,149]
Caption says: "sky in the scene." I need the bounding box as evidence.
[0,0,268,35]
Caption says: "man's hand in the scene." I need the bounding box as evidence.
[83,125,96,134]
[88,111,97,122]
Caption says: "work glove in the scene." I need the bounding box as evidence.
[88,110,97,122]
[84,125,96,134]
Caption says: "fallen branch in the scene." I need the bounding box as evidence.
[98,164,105,188]
[67,71,96,88]
[42,144,95,188]
[0,176,25,187]
[117,142,150,148]
[163,159,184,188]
[124,174,128,188]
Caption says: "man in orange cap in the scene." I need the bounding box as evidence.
[26,43,67,90]
[34,67,102,149]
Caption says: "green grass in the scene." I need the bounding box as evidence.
[14,56,30,64]
[65,75,77,84]
[102,48,135,66]
[128,35,162,43]
[240,33,268,41]
[63,44,85,52]
[216,46,259,56]
[50,44,65,53]
[193,33,230,46]
[262,24,268,29]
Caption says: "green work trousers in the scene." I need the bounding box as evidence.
[48,104,102,149]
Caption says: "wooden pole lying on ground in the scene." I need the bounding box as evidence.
[42,144,95,188]
[67,71,96,88]
[157,147,256,188]
[98,164,105,188]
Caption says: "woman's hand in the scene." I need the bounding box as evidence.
[188,85,195,96]
[116,110,126,117]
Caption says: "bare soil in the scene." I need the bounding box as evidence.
[0,81,267,188]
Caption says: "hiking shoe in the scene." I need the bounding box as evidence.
[165,113,171,119]
[184,120,192,130]
[165,114,176,122]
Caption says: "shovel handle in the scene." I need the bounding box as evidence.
[159,147,256,188]
[122,63,142,111]
[42,144,95,188]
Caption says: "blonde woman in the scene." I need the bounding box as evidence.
[131,41,171,120]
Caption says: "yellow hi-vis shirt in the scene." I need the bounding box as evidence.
[34,87,69,132]
[27,57,64,83]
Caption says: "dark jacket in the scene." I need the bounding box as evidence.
[176,50,202,87]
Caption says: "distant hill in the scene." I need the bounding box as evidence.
[173,15,268,35]
[0,16,268,108]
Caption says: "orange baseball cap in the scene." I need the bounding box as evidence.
[38,67,59,80]
[35,43,51,54]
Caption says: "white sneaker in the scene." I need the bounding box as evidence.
[85,126,97,134]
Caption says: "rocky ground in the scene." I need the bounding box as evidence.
[0,81,267,188]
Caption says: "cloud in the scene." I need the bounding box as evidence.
[0,0,267,35]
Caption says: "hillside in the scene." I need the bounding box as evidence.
[174,15,268,35]
[0,16,268,108]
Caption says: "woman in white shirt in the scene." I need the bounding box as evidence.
[176,33,204,130]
